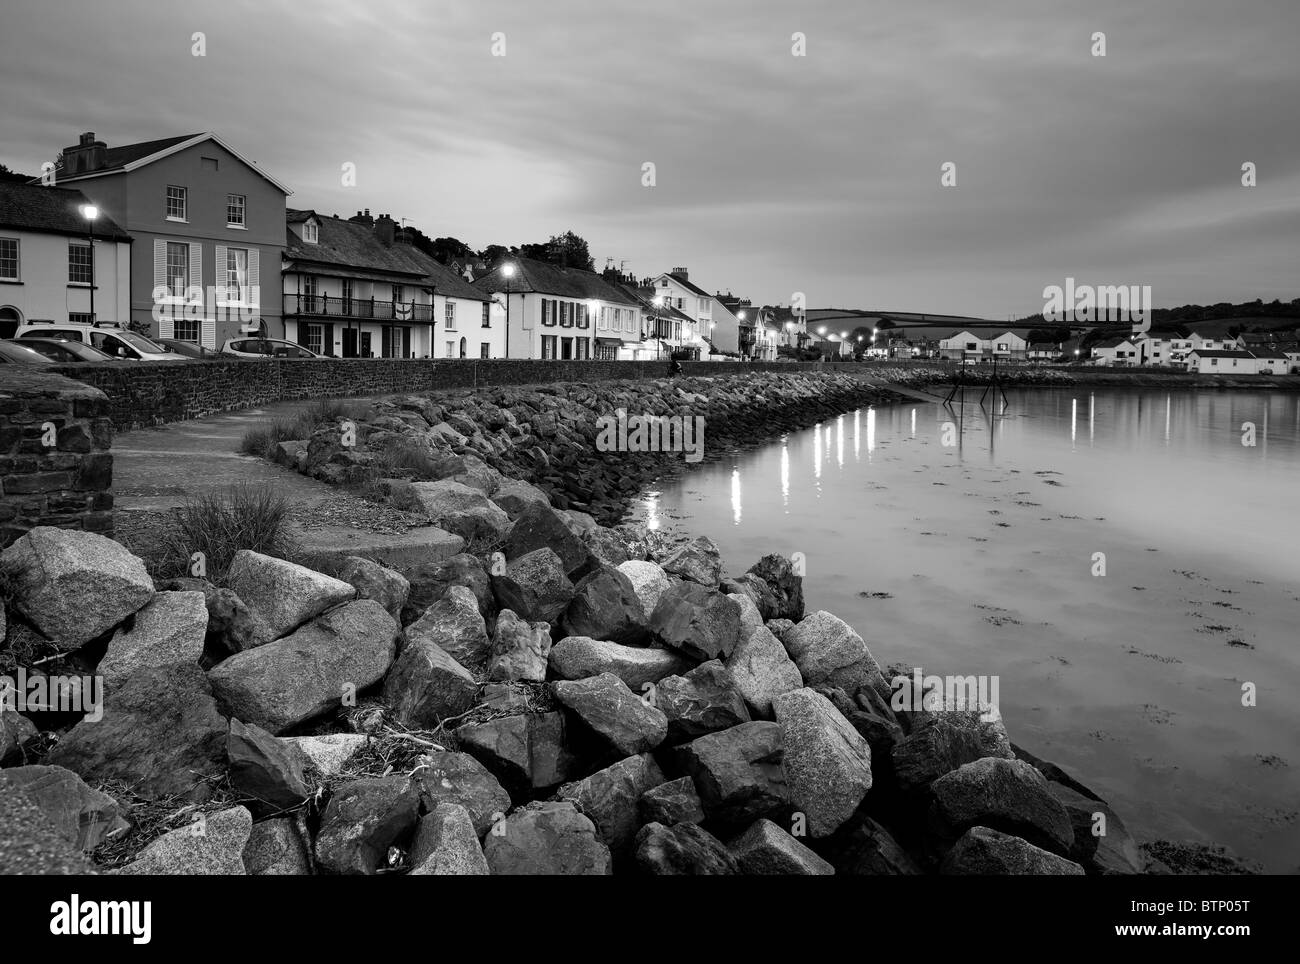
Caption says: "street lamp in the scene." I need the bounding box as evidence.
[80,204,98,323]
[502,262,516,358]
[587,299,600,360]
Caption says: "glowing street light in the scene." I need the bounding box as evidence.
[502,262,517,357]
[80,203,98,323]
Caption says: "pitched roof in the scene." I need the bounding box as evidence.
[47,132,290,194]
[1091,336,1136,348]
[1188,349,1255,358]
[656,271,713,299]
[474,257,638,305]
[0,182,131,241]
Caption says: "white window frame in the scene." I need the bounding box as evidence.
[445,301,457,330]
[225,247,249,303]
[226,194,246,228]
[68,240,93,285]
[166,185,188,221]
[302,220,319,243]
[174,317,200,342]
[165,241,189,299]
[0,237,19,281]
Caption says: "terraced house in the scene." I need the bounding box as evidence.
[282,209,493,358]
[652,268,713,359]
[44,131,291,348]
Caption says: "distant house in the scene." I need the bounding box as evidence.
[43,131,291,348]
[988,330,1027,361]
[1185,349,1263,374]
[282,209,492,359]
[652,269,714,359]
[1027,342,1060,363]
[1250,351,1291,375]
[937,330,984,360]
[1090,336,1139,366]
[1135,330,1194,368]
[704,297,742,356]
[0,182,132,336]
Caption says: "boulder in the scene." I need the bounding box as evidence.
[407,480,512,544]
[410,803,490,875]
[0,708,38,763]
[456,711,577,797]
[582,526,639,567]
[402,553,492,625]
[724,625,803,717]
[487,609,551,683]
[656,660,751,743]
[616,560,671,621]
[1049,783,1146,874]
[280,733,368,777]
[47,663,227,801]
[227,718,311,809]
[553,673,668,757]
[412,751,511,836]
[207,599,398,734]
[891,711,1014,793]
[634,822,739,875]
[0,770,95,874]
[97,590,208,688]
[242,817,312,875]
[482,800,612,875]
[660,536,723,588]
[748,554,805,620]
[384,635,479,728]
[729,818,836,875]
[649,582,742,661]
[556,753,666,857]
[336,556,410,622]
[782,611,885,696]
[314,775,421,875]
[0,765,128,850]
[224,550,355,644]
[115,806,252,875]
[774,688,873,838]
[548,636,691,691]
[560,564,648,645]
[829,814,925,875]
[728,592,765,639]
[501,502,589,576]
[492,478,552,520]
[639,776,706,827]
[490,547,574,623]
[0,527,153,649]
[673,721,789,827]
[402,584,490,672]
[928,757,1075,857]
[447,454,505,497]
[940,826,1085,875]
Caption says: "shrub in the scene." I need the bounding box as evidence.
[238,417,303,458]
[160,483,298,582]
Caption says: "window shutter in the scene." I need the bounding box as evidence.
[324,323,335,357]
[248,249,260,306]
[214,245,226,303]
[158,308,175,340]
[188,243,202,300]
[153,239,166,292]
[200,316,215,349]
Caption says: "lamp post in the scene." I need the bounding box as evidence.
[502,262,516,358]
[80,204,98,323]
[587,299,600,360]
[654,296,665,360]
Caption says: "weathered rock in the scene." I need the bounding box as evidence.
[673,721,789,827]
[728,592,764,639]
[649,581,742,661]
[384,634,479,728]
[456,711,577,797]
[0,765,128,850]
[0,527,153,649]
[661,536,723,588]
[207,599,398,734]
[0,708,38,763]
[501,502,589,576]
[242,817,312,875]
[315,775,421,875]
[482,800,612,875]
[765,618,795,642]
[413,751,512,836]
[336,556,410,622]
[407,480,511,544]
[0,770,95,874]
[98,590,208,687]
[656,660,751,742]
[616,560,672,621]
[634,822,739,875]
[940,826,1085,875]
[928,757,1075,857]
[560,564,648,646]
[1049,783,1145,874]
[479,682,530,714]
[488,609,551,683]
[280,733,368,777]
[492,478,552,520]
[725,625,803,717]
[746,554,805,620]
[410,803,489,875]
[774,688,873,838]
[722,572,777,621]
[830,813,925,875]
[820,684,905,766]
[403,584,490,672]
[448,454,505,497]
[224,550,355,644]
[557,753,666,857]
[47,663,227,801]
[228,718,311,809]
[491,547,574,623]
[639,776,706,826]
[582,526,639,567]
[402,553,492,625]
[891,710,1014,793]
[553,673,668,756]
[116,806,252,875]
[729,818,836,875]
[548,636,691,691]
[782,610,885,696]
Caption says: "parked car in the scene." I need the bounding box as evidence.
[155,338,214,359]
[17,337,118,363]
[221,337,323,359]
[0,340,55,365]
[14,322,183,361]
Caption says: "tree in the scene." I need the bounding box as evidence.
[0,163,33,184]
[517,230,594,270]
[1026,326,1071,345]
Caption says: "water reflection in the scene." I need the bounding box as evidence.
[853,410,861,460]
[866,407,876,457]
[731,468,742,525]
[780,444,790,509]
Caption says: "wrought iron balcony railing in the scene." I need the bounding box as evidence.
[283,292,435,322]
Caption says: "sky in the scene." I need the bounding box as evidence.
[2,0,1298,318]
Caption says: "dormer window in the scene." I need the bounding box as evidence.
[302,220,318,244]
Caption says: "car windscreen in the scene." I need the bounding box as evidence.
[115,331,170,352]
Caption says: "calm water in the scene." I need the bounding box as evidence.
[630,388,1300,872]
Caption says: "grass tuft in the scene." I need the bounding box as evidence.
[159,483,298,582]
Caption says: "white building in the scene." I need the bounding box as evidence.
[0,182,131,335]
[653,268,713,359]
[1089,336,1140,366]
[1186,349,1264,374]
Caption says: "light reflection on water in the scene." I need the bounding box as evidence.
[632,388,1300,872]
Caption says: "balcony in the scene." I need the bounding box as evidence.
[283,292,435,323]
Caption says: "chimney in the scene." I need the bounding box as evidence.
[348,208,373,227]
[671,266,689,281]
[374,213,396,246]
[62,132,107,175]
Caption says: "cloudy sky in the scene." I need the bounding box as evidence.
[3,0,1298,317]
